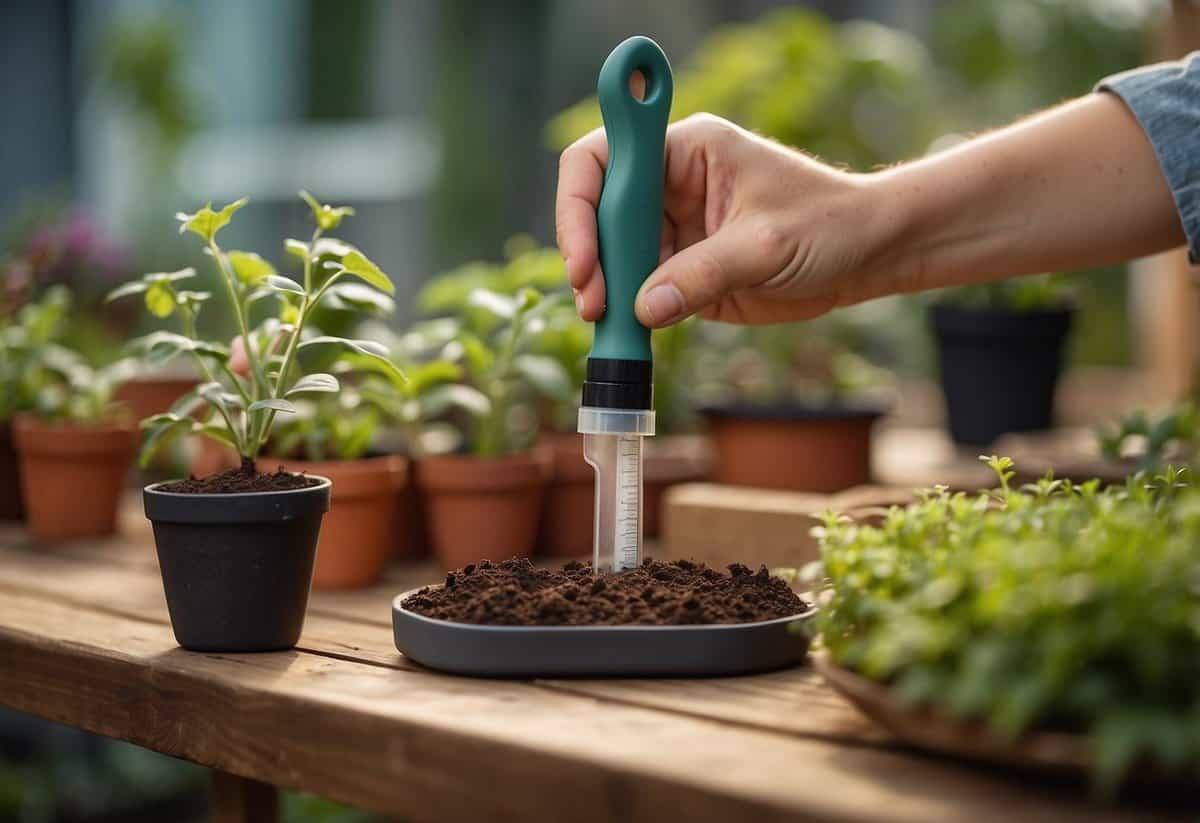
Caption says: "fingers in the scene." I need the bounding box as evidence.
[635,222,792,328]
[555,128,609,318]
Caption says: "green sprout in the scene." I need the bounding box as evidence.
[107,194,402,470]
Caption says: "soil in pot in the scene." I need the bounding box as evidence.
[0,422,23,521]
[931,304,1073,446]
[704,403,881,493]
[418,450,551,570]
[145,464,330,652]
[402,558,808,626]
[536,432,712,558]
[14,415,138,542]
[273,454,408,589]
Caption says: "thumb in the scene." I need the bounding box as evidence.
[635,227,772,328]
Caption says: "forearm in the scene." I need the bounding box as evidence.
[872,93,1184,295]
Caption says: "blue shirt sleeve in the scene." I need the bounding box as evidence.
[1098,53,1200,262]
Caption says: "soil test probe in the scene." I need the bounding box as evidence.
[578,36,673,574]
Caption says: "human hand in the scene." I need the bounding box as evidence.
[555,113,899,328]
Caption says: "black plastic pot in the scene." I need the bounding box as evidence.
[143,477,331,652]
[931,304,1073,447]
[0,422,23,521]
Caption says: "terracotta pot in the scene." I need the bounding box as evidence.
[113,375,199,422]
[13,414,138,542]
[272,454,409,589]
[704,404,883,493]
[418,449,551,570]
[536,432,713,558]
[0,421,23,521]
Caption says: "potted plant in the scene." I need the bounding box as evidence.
[410,286,557,569]
[6,289,139,542]
[930,277,1074,446]
[808,457,1200,793]
[107,193,402,651]
[696,320,891,493]
[0,286,73,521]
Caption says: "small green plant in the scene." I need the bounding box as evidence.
[107,193,402,470]
[444,287,569,457]
[270,391,379,463]
[810,456,1200,792]
[1100,404,1197,473]
[1,286,134,424]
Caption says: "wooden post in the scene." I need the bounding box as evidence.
[210,770,279,823]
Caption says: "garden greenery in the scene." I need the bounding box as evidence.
[1,286,134,424]
[809,456,1200,790]
[107,194,402,469]
[1100,404,1197,473]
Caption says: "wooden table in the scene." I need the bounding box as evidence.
[0,495,1188,822]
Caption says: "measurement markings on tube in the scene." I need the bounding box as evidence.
[615,437,641,570]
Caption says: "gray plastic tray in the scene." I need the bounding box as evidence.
[392,588,815,677]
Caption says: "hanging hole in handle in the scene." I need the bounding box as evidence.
[628,68,647,102]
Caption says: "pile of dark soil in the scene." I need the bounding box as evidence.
[402,558,809,626]
[159,465,319,494]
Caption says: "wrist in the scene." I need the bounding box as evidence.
[847,169,927,301]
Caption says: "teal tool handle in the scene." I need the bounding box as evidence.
[590,36,673,362]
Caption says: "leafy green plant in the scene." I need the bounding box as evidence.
[107,193,402,470]
[1100,404,1198,473]
[810,456,1200,791]
[270,391,379,463]
[549,9,935,168]
[1,285,135,424]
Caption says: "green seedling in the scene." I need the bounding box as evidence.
[809,457,1200,793]
[107,193,402,470]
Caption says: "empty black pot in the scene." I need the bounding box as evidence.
[143,477,331,652]
[931,304,1073,447]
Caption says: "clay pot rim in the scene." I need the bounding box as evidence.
[270,454,409,498]
[418,449,551,492]
[12,413,138,456]
[701,402,887,422]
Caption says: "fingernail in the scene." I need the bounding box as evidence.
[641,284,685,325]
[573,289,583,313]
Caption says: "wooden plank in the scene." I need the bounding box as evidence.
[0,546,889,747]
[211,770,278,823]
[0,590,1179,823]
[660,483,915,572]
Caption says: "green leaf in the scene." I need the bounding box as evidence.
[321,282,395,315]
[248,398,297,414]
[297,336,404,383]
[139,416,194,469]
[227,251,276,284]
[105,280,150,302]
[330,250,394,295]
[144,281,176,318]
[299,190,355,231]
[266,275,305,295]
[128,332,229,366]
[197,381,245,412]
[284,239,310,262]
[420,384,491,419]
[176,198,248,242]
[405,360,463,396]
[286,373,340,396]
[196,423,239,452]
[467,288,516,319]
[514,354,571,399]
[453,331,494,378]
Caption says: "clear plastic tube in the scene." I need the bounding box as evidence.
[580,406,654,574]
